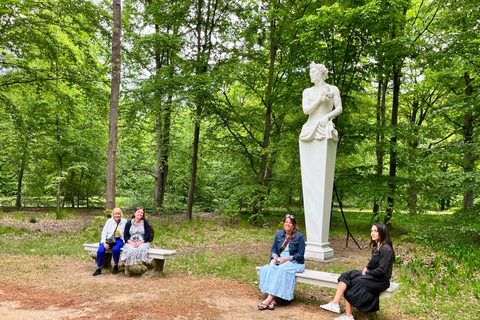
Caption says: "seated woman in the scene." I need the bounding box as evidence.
[257,214,305,310]
[93,207,127,276]
[120,207,151,277]
[320,222,395,320]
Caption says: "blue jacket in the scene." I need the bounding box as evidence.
[271,230,305,264]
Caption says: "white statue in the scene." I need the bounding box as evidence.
[300,62,342,141]
[299,62,342,261]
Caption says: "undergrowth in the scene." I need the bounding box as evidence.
[0,208,478,319]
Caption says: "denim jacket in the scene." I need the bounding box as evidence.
[270,230,305,264]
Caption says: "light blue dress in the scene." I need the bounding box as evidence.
[258,243,305,300]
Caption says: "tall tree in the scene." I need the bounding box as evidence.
[1,0,109,208]
[106,0,122,210]
[184,0,235,220]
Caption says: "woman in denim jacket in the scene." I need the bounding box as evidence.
[257,215,306,310]
[93,207,127,276]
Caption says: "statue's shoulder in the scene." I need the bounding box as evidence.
[303,86,315,94]
[328,84,340,93]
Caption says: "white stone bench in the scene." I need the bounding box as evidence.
[256,267,399,298]
[84,243,176,276]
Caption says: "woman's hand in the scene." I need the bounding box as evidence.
[129,240,144,248]
[361,267,368,275]
[103,242,110,250]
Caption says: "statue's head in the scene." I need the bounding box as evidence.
[310,62,329,81]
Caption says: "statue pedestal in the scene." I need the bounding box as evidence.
[299,138,337,261]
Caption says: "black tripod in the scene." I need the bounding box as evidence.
[333,183,361,250]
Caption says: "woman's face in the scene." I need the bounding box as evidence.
[113,211,121,221]
[284,218,294,233]
[371,225,380,242]
[134,209,144,220]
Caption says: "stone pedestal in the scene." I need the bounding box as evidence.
[299,138,337,261]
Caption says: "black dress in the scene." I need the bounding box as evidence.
[337,244,394,312]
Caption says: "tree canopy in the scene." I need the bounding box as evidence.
[1,0,478,221]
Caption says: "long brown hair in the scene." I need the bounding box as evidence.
[130,207,145,220]
[369,222,395,259]
[283,215,297,239]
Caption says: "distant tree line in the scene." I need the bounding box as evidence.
[1,0,478,224]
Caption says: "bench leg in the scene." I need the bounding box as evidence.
[89,251,113,269]
[143,258,165,277]
[102,253,113,269]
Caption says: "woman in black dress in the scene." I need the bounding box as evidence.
[320,223,395,320]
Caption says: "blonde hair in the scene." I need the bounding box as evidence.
[111,207,123,219]
[310,62,329,80]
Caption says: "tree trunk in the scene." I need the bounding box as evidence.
[15,157,25,208]
[153,27,173,211]
[62,170,75,208]
[407,99,420,214]
[373,79,387,218]
[186,0,205,220]
[77,168,84,208]
[462,72,475,208]
[154,95,172,210]
[186,104,202,221]
[385,67,400,225]
[56,112,62,213]
[251,8,277,217]
[384,4,407,225]
[106,0,122,210]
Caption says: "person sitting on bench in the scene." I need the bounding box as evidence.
[320,223,395,320]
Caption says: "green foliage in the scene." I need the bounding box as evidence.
[1,0,478,228]
[55,208,70,220]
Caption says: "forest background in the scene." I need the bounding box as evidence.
[0,0,479,224]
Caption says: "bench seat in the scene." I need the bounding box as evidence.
[256,266,399,298]
[84,243,176,276]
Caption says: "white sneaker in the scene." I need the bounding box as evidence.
[320,301,341,313]
[334,314,354,320]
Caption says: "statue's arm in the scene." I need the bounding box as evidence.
[321,86,343,122]
[302,89,319,115]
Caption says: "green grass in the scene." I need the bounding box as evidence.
[0,207,478,319]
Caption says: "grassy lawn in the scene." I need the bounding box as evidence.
[0,207,478,319]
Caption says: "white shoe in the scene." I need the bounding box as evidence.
[334,314,354,320]
[320,301,341,313]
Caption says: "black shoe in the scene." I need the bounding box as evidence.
[93,268,102,276]
[112,265,119,275]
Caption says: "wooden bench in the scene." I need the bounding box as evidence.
[256,267,399,298]
[84,243,176,276]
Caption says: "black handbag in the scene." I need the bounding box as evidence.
[105,221,119,247]
[105,234,117,247]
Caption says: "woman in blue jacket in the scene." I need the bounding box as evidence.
[93,207,127,276]
[120,207,151,277]
[257,214,306,310]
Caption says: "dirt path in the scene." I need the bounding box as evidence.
[0,212,411,320]
[0,254,338,320]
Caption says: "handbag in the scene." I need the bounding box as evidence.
[105,221,119,247]
[148,224,154,242]
[105,233,117,247]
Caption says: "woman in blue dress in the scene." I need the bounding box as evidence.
[258,214,306,310]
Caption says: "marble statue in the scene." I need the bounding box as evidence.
[300,63,342,142]
[299,62,342,261]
